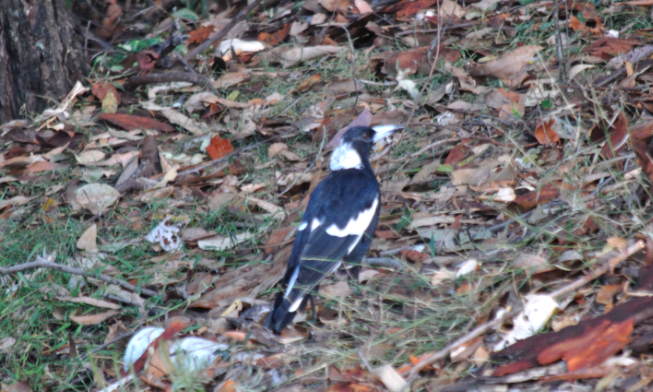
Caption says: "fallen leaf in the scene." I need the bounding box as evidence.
[187,25,214,45]
[374,365,406,392]
[355,0,373,13]
[273,46,345,67]
[600,113,628,159]
[57,296,121,310]
[534,118,560,144]
[74,183,121,214]
[99,113,175,132]
[470,45,542,81]
[0,195,36,209]
[258,23,291,46]
[206,135,234,160]
[75,150,107,165]
[77,224,98,252]
[70,310,119,325]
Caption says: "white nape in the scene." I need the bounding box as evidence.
[330,142,363,171]
[326,197,378,238]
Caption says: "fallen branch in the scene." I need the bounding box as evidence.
[405,239,645,385]
[185,0,267,60]
[549,240,645,299]
[0,256,158,298]
[123,72,212,91]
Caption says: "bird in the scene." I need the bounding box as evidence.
[264,124,403,333]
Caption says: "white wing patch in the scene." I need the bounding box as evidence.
[298,222,308,231]
[326,197,378,238]
[287,261,342,312]
[311,218,322,231]
[284,266,300,299]
[330,142,363,171]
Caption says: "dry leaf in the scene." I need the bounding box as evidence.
[99,113,175,132]
[206,135,234,160]
[77,224,98,252]
[534,118,560,144]
[470,45,542,81]
[274,46,345,67]
[74,183,121,214]
[70,310,119,325]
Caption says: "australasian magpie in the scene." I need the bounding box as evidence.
[264,125,404,333]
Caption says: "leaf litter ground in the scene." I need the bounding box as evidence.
[3,0,653,391]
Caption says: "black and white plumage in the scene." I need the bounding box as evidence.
[264,125,403,333]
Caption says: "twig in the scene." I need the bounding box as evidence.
[340,25,359,108]
[123,72,212,91]
[394,23,475,37]
[0,256,158,298]
[405,308,517,382]
[185,0,267,60]
[549,240,645,299]
[404,239,645,386]
[552,0,567,86]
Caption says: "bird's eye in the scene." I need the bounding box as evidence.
[362,134,369,139]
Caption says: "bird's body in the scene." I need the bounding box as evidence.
[265,125,401,333]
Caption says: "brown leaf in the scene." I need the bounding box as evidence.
[99,0,122,38]
[631,140,653,183]
[264,226,294,255]
[258,23,291,46]
[187,25,214,46]
[206,135,234,160]
[70,310,119,325]
[320,0,351,12]
[99,113,175,132]
[513,183,560,211]
[469,45,542,80]
[534,119,560,144]
[629,120,653,141]
[584,38,640,60]
[399,249,430,263]
[384,46,461,77]
[600,113,628,159]
[2,382,31,392]
[384,0,437,18]
[295,73,322,93]
[568,5,603,36]
[92,82,122,103]
[596,284,622,305]
[135,50,160,71]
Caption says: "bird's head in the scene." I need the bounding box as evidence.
[330,125,404,171]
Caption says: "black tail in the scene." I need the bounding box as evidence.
[264,292,298,333]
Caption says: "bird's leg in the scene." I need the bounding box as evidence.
[300,294,318,320]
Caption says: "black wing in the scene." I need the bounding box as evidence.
[265,170,379,332]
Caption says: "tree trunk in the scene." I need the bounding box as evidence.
[0,0,87,124]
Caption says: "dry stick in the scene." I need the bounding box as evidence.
[0,256,158,298]
[123,72,212,91]
[185,0,267,60]
[340,25,359,108]
[405,239,646,384]
[552,0,567,86]
[549,240,645,298]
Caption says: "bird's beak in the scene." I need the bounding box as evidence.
[372,124,404,143]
